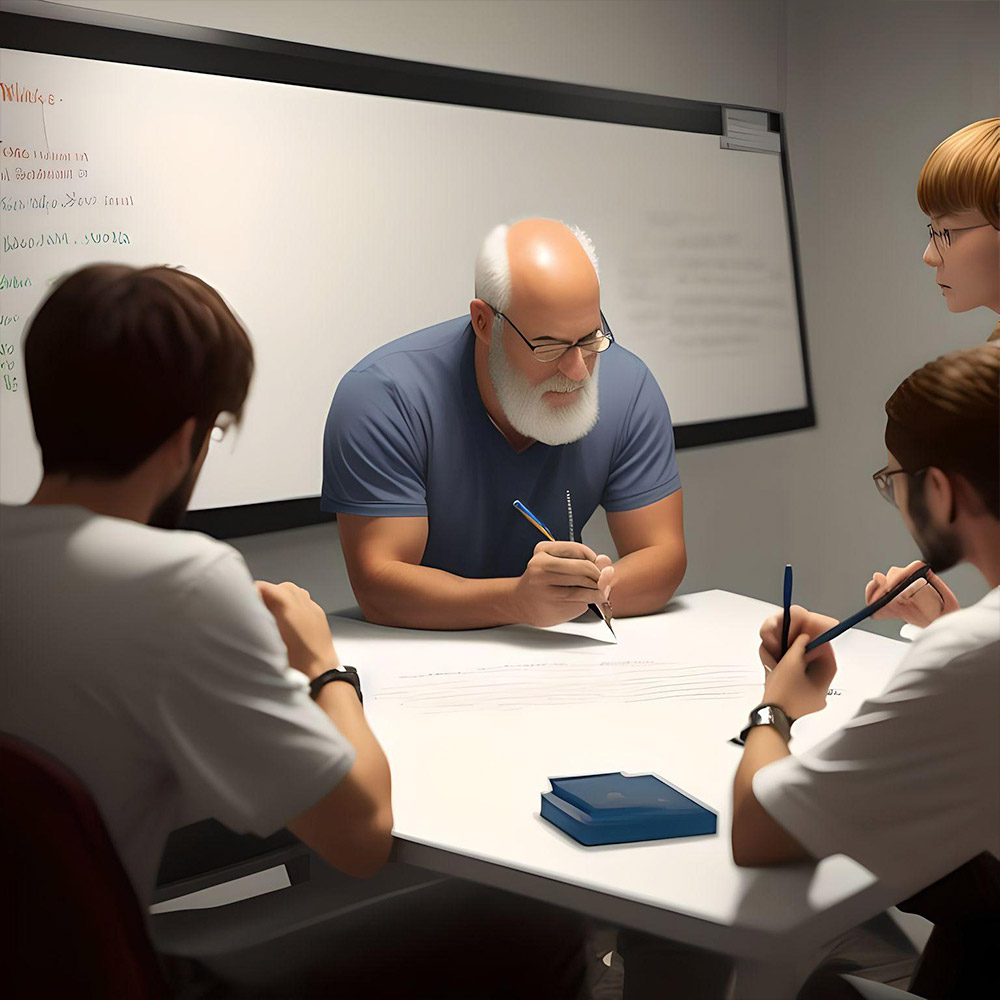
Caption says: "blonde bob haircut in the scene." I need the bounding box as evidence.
[917,118,1000,228]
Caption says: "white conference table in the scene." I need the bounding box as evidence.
[330,589,912,1000]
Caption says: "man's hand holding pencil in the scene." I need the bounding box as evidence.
[758,606,840,720]
[512,540,614,628]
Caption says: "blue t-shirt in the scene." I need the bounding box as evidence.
[322,317,680,580]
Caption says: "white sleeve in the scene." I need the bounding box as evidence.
[152,548,356,836]
[753,635,1000,895]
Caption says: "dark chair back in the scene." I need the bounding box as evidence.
[898,851,1000,1000]
[0,732,168,999]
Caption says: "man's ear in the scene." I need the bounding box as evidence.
[161,417,199,481]
[924,466,956,524]
[469,299,494,346]
[949,470,989,519]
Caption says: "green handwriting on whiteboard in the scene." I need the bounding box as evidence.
[1,232,131,251]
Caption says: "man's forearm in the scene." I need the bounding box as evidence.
[315,682,391,804]
[609,542,686,617]
[731,725,808,866]
[356,559,521,629]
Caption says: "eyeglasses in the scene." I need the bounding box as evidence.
[486,306,615,363]
[925,222,993,257]
[872,464,926,507]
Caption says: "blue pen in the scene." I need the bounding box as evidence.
[804,564,932,651]
[781,564,793,656]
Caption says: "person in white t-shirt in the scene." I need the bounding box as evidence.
[1,263,393,901]
[0,264,586,998]
[732,343,1000,997]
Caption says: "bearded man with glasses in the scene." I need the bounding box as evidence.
[322,217,685,630]
[722,344,1000,1000]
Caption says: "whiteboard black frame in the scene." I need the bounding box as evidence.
[1,1,816,539]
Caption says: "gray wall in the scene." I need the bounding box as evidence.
[49,0,1000,627]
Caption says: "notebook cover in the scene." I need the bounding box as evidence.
[541,772,716,846]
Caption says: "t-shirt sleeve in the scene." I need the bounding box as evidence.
[753,637,1000,894]
[601,366,681,512]
[153,548,356,837]
[321,366,428,516]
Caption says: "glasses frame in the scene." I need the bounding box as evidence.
[486,305,615,363]
[925,221,993,257]
[872,464,926,508]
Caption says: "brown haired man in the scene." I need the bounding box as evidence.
[730,344,999,996]
[1,264,393,893]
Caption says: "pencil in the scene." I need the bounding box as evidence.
[512,498,615,636]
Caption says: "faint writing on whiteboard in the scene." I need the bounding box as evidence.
[621,209,797,359]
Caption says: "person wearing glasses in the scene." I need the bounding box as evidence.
[725,343,1000,999]
[323,217,685,630]
[621,346,999,1000]
[863,117,999,632]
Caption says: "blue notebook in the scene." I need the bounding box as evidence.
[541,772,717,846]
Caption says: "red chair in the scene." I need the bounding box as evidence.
[0,732,168,999]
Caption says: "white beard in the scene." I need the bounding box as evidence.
[487,318,600,446]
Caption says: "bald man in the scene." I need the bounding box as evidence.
[322,219,686,629]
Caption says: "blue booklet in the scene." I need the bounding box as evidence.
[541,772,717,846]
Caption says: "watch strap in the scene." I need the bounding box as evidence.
[309,665,363,704]
[739,703,793,744]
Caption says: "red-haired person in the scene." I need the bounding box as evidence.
[865,118,999,632]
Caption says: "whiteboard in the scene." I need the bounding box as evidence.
[0,34,810,516]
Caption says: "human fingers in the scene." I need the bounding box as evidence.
[871,564,929,620]
[808,647,838,692]
[537,552,603,584]
[759,613,783,658]
[776,606,830,647]
[865,573,885,605]
[532,570,603,590]
[883,563,921,589]
[535,540,599,562]
[255,579,288,614]
[927,572,961,614]
[758,642,778,673]
[547,585,608,605]
[594,553,613,571]
[776,633,811,674]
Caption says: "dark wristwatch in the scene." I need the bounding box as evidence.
[310,665,363,704]
[739,703,793,744]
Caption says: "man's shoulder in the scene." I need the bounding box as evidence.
[898,587,1000,684]
[594,343,671,434]
[598,343,661,406]
[2,504,241,590]
[349,316,472,381]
